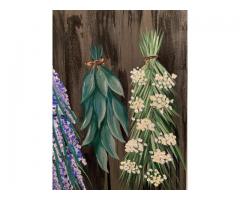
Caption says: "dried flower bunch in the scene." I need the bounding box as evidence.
[119,31,185,189]
[81,46,128,173]
[52,70,88,190]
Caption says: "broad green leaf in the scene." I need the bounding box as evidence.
[81,106,93,130]
[82,119,97,146]
[83,97,92,116]
[81,70,95,103]
[105,72,124,96]
[107,105,125,142]
[100,123,119,159]
[93,91,106,128]
[112,96,128,135]
[96,67,108,97]
[95,142,108,173]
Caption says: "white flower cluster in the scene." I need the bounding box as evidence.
[136,118,155,131]
[144,168,167,187]
[153,72,177,89]
[129,97,144,113]
[150,149,172,164]
[155,133,177,146]
[150,94,173,114]
[120,160,142,174]
[130,67,147,85]
[125,138,147,153]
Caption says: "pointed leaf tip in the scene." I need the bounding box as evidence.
[82,119,97,146]
[101,124,119,159]
[81,71,95,103]
[112,96,128,136]
[95,143,109,173]
[93,91,106,128]
[107,105,125,143]
[105,71,124,97]
[96,67,108,97]
[81,106,93,130]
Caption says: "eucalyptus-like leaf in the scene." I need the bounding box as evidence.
[100,123,119,159]
[95,142,109,173]
[107,105,125,142]
[83,97,92,115]
[81,106,93,130]
[112,96,128,135]
[93,91,106,128]
[82,119,97,146]
[96,67,108,96]
[81,70,95,103]
[105,71,124,96]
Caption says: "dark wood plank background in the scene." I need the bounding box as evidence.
[53,10,187,190]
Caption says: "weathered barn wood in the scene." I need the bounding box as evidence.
[53,10,187,190]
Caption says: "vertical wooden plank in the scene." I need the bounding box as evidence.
[53,10,66,83]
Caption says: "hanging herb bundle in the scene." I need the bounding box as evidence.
[81,46,128,173]
[119,31,185,189]
[52,69,89,190]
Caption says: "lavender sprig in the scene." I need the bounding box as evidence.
[52,69,88,190]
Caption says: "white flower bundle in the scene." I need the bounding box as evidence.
[119,31,185,189]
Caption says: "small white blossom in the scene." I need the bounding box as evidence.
[144,168,167,187]
[120,160,141,174]
[150,94,173,113]
[154,72,177,90]
[151,149,172,164]
[129,97,145,113]
[125,138,144,153]
[130,67,147,85]
[171,73,177,79]
[80,158,87,166]
[155,133,177,146]
[136,118,155,132]
[163,174,167,180]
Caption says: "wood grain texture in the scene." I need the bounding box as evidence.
[53,10,187,190]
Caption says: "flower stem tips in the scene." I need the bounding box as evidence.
[81,46,128,173]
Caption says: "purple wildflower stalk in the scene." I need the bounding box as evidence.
[52,162,61,190]
[52,69,87,190]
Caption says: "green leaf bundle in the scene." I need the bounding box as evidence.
[119,31,185,189]
[81,46,128,173]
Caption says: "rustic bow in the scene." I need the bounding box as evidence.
[85,58,106,68]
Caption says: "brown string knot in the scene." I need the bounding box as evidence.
[85,58,106,68]
[144,55,158,63]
